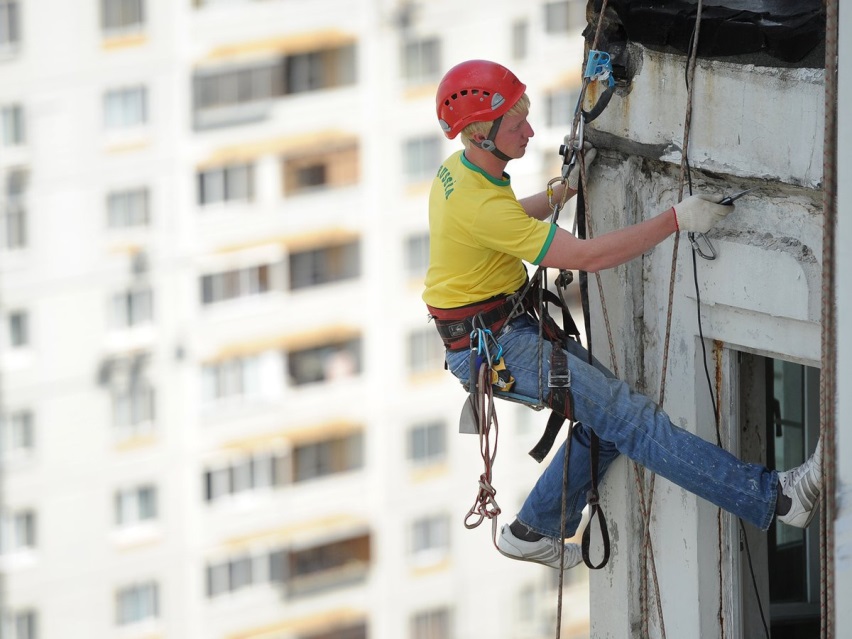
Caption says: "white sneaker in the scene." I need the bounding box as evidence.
[497,523,583,570]
[777,438,823,528]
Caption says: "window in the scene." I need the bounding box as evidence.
[543,0,585,34]
[1,104,24,146]
[206,547,287,598]
[287,336,362,386]
[3,168,27,250]
[408,420,445,464]
[406,328,444,375]
[0,0,20,49]
[201,354,262,404]
[107,188,149,228]
[8,310,28,348]
[204,451,287,503]
[197,163,254,206]
[200,263,272,305]
[104,86,147,129]
[282,143,359,195]
[403,135,441,183]
[301,623,367,639]
[292,431,363,483]
[195,63,281,110]
[404,232,430,277]
[545,88,580,127]
[115,581,158,625]
[101,0,144,34]
[115,485,157,526]
[289,240,360,290]
[110,286,153,329]
[1,409,34,457]
[99,354,155,436]
[113,382,154,433]
[411,514,449,557]
[1,509,36,553]
[411,607,452,639]
[766,359,821,634]
[284,44,356,95]
[193,62,282,128]
[2,610,37,639]
[287,533,370,597]
[738,354,821,637]
[512,20,529,60]
[402,37,441,84]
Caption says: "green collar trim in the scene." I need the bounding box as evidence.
[461,152,510,186]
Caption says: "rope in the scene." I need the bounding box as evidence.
[819,0,838,635]
[463,362,503,542]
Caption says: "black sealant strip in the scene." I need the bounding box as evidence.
[602,0,824,63]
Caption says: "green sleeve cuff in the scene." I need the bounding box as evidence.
[532,224,557,265]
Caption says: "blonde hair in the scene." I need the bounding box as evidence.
[460,93,531,147]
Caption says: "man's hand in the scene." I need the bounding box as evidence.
[567,143,598,192]
[673,194,733,234]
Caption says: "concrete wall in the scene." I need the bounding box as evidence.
[581,45,825,637]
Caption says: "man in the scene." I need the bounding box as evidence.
[423,59,823,570]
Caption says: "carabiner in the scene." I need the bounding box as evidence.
[688,232,717,260]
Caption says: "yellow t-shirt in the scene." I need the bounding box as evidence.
[422,150,556,309]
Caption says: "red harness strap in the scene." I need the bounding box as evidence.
[427,293,522,351]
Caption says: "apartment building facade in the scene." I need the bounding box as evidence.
[0,1,593,638]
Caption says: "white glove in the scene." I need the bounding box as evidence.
[567,143,598,191]
[673,194,732,234]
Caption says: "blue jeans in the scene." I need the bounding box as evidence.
[445,314,778,537]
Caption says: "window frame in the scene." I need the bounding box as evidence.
[0,0,20,50]
[402,37,441,84]
[1,103,25,146]
[101,0,145,35]
[103,85,148,130]
[115,581,158,626]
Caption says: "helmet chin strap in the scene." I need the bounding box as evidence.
[471,116,513,162]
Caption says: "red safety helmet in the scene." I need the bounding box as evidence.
[436,60,527,140]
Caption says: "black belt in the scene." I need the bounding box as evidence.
[433,296,523,350]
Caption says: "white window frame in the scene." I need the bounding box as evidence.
[115,484,157,527]
[410,514,449,565]
[1,509,36,554]
[0,0,20,50]
[199,263,272,305]
[107,187,149,228]
[197,163,254,206]
[512,19,529,61]
[404,232,430,277]
[105,355,155,438]
[115,581,158,626]
[101,0,144,35]
[411,607,452,639]
[110,285,153,329]
[104,85,148,130]
[402,37,441,84]
[403,135,441,183]
[7,310,28,349]
[408,420,446,464]
[3,167,28,250]
[1,409,34,459]
[407,328,444,375]
[1,103,24,146]
[1,610,37,639]
[543,0,585,34]
[545,87,580,127]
